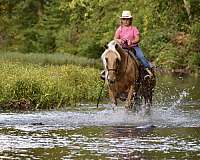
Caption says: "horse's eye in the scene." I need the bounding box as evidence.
[116,59,120,64]
[105,58,108,62]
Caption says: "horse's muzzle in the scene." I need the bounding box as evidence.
[107,70,117,84]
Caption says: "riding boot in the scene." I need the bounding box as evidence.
[145,68,153,79]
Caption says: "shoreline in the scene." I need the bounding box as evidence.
[154,67,199,77]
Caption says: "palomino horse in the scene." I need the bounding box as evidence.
[101,40,140,109]
[101,40,156,109]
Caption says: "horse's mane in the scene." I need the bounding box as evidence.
[101,40,121,68]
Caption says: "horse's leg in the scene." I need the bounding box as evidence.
[144,96,148,105]
[125,85,136,109]
[142,90,151,114]
[149,90,153,106]
[108,89,117,108]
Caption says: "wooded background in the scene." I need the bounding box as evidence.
[0,0,200,71]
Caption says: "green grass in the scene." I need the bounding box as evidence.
[0,62,105,110]
[0,52,102,68]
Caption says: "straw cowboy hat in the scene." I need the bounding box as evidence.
[120,10,133,19]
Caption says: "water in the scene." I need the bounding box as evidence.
[0,74,200,159]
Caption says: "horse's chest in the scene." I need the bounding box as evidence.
[116,80,132,92]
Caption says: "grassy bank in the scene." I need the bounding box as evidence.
[0,62,105,110]
[0,52,101,68]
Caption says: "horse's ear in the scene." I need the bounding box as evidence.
[115,42,125,56]
[115,43,120,51]
[115,43,118,49]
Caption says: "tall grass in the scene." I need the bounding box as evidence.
[0,62,105,110]
[0,52,102,68]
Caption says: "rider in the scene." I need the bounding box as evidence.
[114,10,153,77]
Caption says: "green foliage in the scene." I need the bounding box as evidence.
[0,0,200,71]
[78,32,104,58]
[188,52,200,73]
[141,28,171,59]
[190,21,200,52]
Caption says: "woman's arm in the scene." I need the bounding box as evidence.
[128,34,140,46]
[131,34,140,44]
[129,27,140,45]
[114,27,125,44]
[114,32,123,43]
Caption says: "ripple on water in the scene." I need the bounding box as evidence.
[0,126,200,159]
[0,87,200,159]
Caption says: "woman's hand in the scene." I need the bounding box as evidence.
[128,40,132,46]
[116,39,124,44]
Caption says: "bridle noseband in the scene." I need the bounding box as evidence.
[106,61,120,82]
[107,68,118,72]
[106,60,120,73]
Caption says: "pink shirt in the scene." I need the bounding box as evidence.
[115,25,139,45]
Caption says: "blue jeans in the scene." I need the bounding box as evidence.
[133,46,150,68]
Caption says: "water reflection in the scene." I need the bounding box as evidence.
[105,126,156,138]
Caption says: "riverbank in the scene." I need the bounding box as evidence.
[154,67,200,78]
[0,52,199,110]
[0,62,105,110]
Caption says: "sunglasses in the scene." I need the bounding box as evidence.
[121,18,131,20]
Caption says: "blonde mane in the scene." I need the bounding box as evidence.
[101,40,121,68]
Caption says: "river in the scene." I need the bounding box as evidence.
[0,74,200,159]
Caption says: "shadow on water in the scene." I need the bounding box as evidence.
[0,74,200,159]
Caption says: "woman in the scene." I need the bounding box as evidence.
[114,10,153,77]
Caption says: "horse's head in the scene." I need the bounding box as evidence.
[101,40,121,84]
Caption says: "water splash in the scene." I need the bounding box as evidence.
[171,89,189,108]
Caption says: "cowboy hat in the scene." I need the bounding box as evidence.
[120,10,132,19]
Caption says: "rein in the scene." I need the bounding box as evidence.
[96,79,105,108]
[123,51,129,75]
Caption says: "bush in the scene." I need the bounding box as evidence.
[155,43,186,69]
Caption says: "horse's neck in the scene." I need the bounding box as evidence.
[115,45,138,77]
[118,50,139,78]
[115,45,129,65]
[118,53,128,75]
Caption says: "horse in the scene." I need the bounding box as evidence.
[101,40,156,109]
[101,40,140,109]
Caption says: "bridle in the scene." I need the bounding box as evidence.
[106,59,120,74]
[106,49,129,78]
[107,68,118,72]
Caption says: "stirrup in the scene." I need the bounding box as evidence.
[144,74,151,80]
[145,68,153,78]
